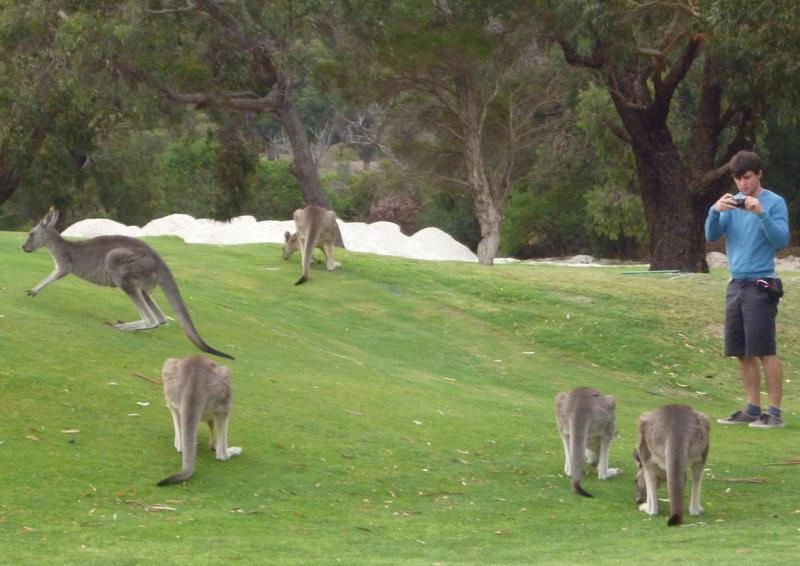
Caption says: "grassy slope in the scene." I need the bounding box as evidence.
[0,231,798,565]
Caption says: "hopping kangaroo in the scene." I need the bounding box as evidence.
[283,204,339,285]
[22,207,233,360]
[635,404,710,526]
[158,356,242,486]
[555,387,621,497]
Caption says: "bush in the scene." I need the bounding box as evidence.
[245,158,306,220]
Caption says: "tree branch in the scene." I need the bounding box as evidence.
[540,7,604,69]
[194,0,245,41]
[145,1,197,15]
[653,34,703,108]
[164,86,282,112]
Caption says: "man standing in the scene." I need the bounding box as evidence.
[705,150,790,428]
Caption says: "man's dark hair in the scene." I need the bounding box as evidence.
[730,151,762,178]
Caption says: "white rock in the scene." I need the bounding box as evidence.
[62,214,478,262]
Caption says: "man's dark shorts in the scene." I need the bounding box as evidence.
[725,279,778,357]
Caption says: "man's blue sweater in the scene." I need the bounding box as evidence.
[705,188,789,280]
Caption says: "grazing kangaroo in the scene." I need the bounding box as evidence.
[635,404,710,526]
[282,204,339,285]
[22,207,233,360]
[555,387,621,497]
[158,355,242,486]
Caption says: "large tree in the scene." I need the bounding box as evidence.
[0,2,159,221]
[105,0,336,210]
[541,0,800,271]
[343,1,565,265]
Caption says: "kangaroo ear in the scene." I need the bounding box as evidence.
[42,207,60,227]
[284,231,291,242]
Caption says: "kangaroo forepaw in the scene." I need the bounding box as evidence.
[25,289,38,297]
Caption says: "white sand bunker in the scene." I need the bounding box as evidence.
[63,214,478,262]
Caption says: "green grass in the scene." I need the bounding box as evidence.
[1,231,798,565]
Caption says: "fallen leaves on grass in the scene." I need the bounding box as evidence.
[61,429,80,434]
[714,477,769,484]
[417,491,463,497]
[764,456,800,466]
[129,371,160,385]
[145,505,177,512]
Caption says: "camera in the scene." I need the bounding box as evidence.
[735,199,747,208]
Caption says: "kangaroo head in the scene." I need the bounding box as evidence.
[22,207,60,253]
[282,231,299,260]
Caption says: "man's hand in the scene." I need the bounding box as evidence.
[742,197,763,214]
[714,193,738,212]
[714,194,762,214]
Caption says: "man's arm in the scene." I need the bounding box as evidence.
[705,207,726,243]
[759,199,790,250]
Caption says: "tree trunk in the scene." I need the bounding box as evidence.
[463,131,503,265]
[273,95,344,247]
[611,92,710,272]
[0,127,46,208]
[633,147,709,272]
[274,96,346,247]
[456,76,503,266]
[475,205,501,266]
[0,174,20,208]
[274,97,330,209]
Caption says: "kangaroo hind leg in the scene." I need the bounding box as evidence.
[142,291,168,325]
[323,243,340,271]
[113,286,161,330]
[213,412,242,460]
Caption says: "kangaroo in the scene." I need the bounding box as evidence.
[282,204,340,285]
[634,404,710,526]
[158,355,242,486]
[555,387,621,497]
[22,207,233,360]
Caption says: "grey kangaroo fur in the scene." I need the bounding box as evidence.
[158,355,242,486]
[635,404,710,526]
[283,204,339,285]
[22,207,233,360]
[555,387,620,497]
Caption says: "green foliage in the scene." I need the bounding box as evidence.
[416,188,481,250]
[501,167,589,257]
[159,134,218,218]
[2,232,799,563]
[246,158,306,220]
[501,83,648,259]
[575,84,648,251]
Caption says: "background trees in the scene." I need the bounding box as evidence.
[540,0,800,271]
[1,1,797,267]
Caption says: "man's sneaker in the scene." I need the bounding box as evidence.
[748,413,785,429]
[717,410,760,425]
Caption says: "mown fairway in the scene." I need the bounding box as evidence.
[1,231,798,565]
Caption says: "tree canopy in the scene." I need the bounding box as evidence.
[1,0,797,267]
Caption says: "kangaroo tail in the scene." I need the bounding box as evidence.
[295,219,323,285]
[158,264,234,360]
[157,406,199,486]
[570,420,592,498]
[666,441,686,526]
